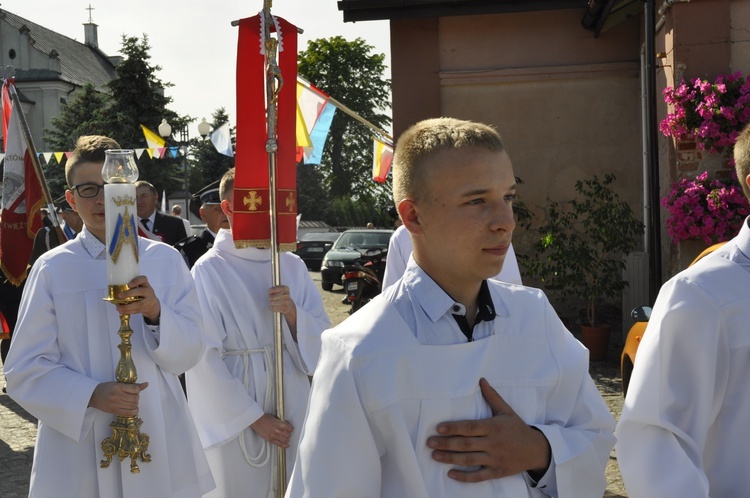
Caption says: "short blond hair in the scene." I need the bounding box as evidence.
[65,135,120,186]
[392,118,504,205]
[219,167,235,201]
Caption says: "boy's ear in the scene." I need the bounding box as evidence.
[397,198,422,236]
[745,173,750,191]
[220,199,233,218]
[65,189,77,213]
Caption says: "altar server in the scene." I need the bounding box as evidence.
[186,167,330,497]
[4,135,214,498]
[615,123,750,498]
[286,118,615,498]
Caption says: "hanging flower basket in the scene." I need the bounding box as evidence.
[662,171,750,245]
[660,71,750,153]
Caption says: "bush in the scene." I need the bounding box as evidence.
[523,174,644,326]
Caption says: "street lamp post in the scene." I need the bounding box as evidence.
[158,118,211,219]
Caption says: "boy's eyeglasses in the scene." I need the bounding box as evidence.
[70,182,106,198]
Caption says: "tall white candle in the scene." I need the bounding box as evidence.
[102,150,140,287]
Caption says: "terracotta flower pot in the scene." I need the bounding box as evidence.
[581,324,612,362]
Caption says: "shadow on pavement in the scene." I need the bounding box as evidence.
[0,393,37,425]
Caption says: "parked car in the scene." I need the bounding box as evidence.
[294,232,341,270]
[321,229,394,291]
[620,241,726,396]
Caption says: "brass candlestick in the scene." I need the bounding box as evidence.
[100,284,151,474]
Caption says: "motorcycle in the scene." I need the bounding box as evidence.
[341,248,388,314]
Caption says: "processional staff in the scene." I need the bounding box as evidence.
[261,1,288,495]
[233,2,300,495]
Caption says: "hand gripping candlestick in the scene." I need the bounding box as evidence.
[99,149,151,473]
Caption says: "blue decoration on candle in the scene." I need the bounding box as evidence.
[109,214,124,257]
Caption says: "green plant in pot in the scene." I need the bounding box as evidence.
[523,174,644,360]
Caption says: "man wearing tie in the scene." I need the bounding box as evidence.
[135,180,188,245]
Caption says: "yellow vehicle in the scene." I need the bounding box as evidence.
[620,242,726,395]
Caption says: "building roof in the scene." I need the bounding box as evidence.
[337,0,637,35]
[337,0,588,22]
[0,9,117,89]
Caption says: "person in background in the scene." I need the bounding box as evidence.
[28,198,83,268]
[135,181,187,245]
[4,135,214,497]
[171,204,193,237]
[286,117,615,498]
[174,180,228,268]
[186,167,330,497]
[615,123,750,498]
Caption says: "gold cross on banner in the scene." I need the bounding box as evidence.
[244,191,262,211]
[285,192,295,212]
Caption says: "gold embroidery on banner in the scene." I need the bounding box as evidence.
[233,239,271,249]
[285,192,295,212]
[232,240,298,252]
[243,191,262,211]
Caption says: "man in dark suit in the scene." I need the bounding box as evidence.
[135,180,188,245]
[175,180,229,268]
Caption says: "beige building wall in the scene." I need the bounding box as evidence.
[391,8,644,263]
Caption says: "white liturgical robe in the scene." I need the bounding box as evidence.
[616,218,750,498]
[286,262,615,498]
[186,229,330,498]
[5,229,214,498]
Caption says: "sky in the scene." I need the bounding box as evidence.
[6,0,391,136]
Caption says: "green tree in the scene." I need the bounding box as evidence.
[298,37,391,209]
[43,83,108,197]
[296,162,329,222]
[102,35,186,195]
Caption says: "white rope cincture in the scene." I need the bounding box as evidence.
[222,346,276,469]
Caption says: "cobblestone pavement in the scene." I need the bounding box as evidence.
[0,358,35,498]
[0,270,629,496]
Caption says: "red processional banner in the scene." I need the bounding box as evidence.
[0,79,43,285]
[233,14,298,251]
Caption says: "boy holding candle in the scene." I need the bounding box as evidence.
[4,136,214,497]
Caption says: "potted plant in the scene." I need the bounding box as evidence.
[523,174,644,361]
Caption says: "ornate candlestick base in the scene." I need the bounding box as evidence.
[101,285,151,473]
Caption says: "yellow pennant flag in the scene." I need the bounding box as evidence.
[140,124,165,150]
[373,138,393,183]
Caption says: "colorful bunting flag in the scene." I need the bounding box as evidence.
[296,78,328,160]
[373,138,393,183]
[305,102,336,165]
[140,124,165,150]
[210,122,234,157]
